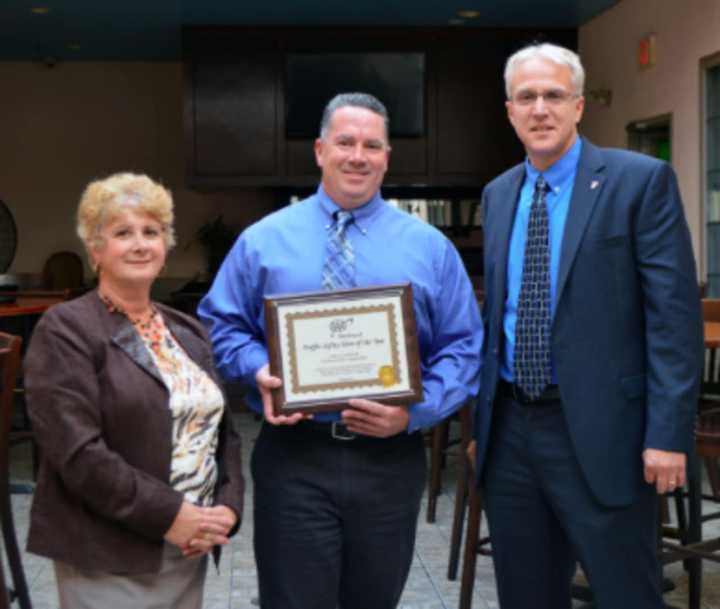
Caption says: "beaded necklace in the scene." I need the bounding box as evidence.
[99,291,163,353]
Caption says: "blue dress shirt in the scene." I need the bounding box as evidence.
[198,186,483,432]
[500,136,582,381]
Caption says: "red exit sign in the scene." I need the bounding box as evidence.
[639,34,656,69]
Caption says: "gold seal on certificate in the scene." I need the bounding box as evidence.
[264,284,424,416]
[378,365,396,387]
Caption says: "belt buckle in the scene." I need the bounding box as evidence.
[331,421,356,441]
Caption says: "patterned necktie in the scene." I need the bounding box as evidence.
[322,210,355,290]
[514,175,552,399]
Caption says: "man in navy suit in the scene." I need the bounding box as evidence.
[474,43,704,609]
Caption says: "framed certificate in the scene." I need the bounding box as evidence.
[264,284,423,415]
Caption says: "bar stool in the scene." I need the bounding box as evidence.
[446,402,474,579]
[0,332,32,609]
[426,403,471,524]
[656,425,710,609]
[425,418,450,523]
[453,436,492,609]
[700,299,720,494]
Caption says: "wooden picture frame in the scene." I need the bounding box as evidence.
[264,284,423,416]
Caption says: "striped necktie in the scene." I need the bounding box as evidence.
[322,210,355,290]
[513,175,552,399]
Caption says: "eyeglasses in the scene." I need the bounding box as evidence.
[511,89,579,107]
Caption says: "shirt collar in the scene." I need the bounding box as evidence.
[316,185,385,234]
[524,135,583,194]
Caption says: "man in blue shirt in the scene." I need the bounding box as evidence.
[199,92,482,609]
[474,43,703,609]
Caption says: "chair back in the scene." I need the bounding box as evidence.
[696,407,720,456]
[42,251,84,291]
[703,299,720,322]
[702,299,720,397]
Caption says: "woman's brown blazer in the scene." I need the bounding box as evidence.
[24,290,244,574]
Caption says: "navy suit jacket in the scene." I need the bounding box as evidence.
[476,138,704,507]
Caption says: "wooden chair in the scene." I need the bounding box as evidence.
[42,251,84,292]
[446,402,473,579]
[456,442,491,609]
[0,332,32,609]
[702,299,720,394]
[426,402,473,524]
[652,305,717,609]
[425,418,450,523]
[435,290,484,529]
[0,557,9,609]
[656,416,714,609]
[0,289,73,481]
[700,299,720,495]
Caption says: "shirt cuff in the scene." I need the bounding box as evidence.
[407,402,428,433]
[240,344,269,388]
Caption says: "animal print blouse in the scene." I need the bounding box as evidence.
[101,294,225,506]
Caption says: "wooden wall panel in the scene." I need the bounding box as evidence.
[184,27,577,188]
[192,53,278,176]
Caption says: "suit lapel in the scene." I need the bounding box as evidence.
[112,308,219,388]
[164,315,212,377]
[161,306,222,386]
[555,140,606,309]
[493,165,525,315]
[87,291,166,386]
[111,320,165,386]
[96,293,213,386]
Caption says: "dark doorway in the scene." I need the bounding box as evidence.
[626,114,672,162]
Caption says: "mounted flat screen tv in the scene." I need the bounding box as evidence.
[285,52,425,139]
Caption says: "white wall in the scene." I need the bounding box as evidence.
[579,0,720,276]
[0,61,276,283]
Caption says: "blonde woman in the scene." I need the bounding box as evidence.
[24,173,244,609]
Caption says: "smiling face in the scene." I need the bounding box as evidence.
[314,105,391,209]
[506,56,585,171]
[90,208,166,292]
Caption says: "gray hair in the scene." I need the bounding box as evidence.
[504,43,585,99]
[319,92,390,141]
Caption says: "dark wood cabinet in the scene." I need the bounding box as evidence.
[433,41,523,184]
[184,27,576,188]
[191,53,279,177]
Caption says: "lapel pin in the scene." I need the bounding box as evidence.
[590,180,600,190]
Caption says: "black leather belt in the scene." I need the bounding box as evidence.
[302,420,356,441]
[497,380,562,405]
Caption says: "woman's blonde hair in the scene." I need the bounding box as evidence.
[77,172,176,252]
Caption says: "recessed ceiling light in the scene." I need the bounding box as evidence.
[457,9,481,19]
[448,18,465,26]
[31,7,50,14]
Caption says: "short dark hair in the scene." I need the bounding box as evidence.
[319,92,390,141]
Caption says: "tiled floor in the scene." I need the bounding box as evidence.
[7,413,720,609]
